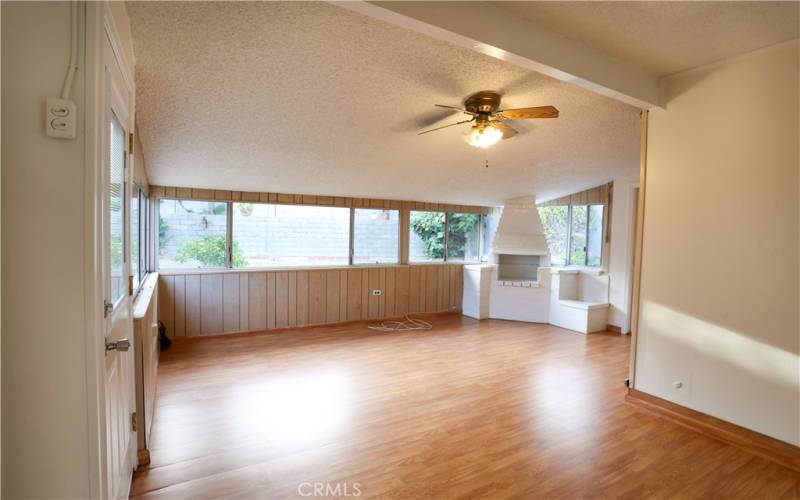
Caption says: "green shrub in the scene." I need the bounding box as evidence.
[177,235,246,267]
[446,213,480,258]
[410,212,446,259]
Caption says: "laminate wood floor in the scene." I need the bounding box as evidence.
[132,315,800,499]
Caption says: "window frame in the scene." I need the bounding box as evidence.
[130,185,151,295]
[156,199,486,271]
[230,202,352,269]
[157,198,231,271]
[539,203,606,269]
[408,210,447,263]
[351,208,402,266]
[408,210,484,264]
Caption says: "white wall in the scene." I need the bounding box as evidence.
[607,177,639,332]
[635,41,799,445]
[1,2,93,497]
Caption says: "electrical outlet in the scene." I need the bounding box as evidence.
[372,289,382,296]
[45,98,76,139]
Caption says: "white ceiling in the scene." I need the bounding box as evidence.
[498,1,800,77]
[127,1,641,206]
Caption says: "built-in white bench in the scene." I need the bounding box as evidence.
[549,269,609,334]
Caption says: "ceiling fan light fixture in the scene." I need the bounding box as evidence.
[467,124,503,148]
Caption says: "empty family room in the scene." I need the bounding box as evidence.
[2,1,799,499]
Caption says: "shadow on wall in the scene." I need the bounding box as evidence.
[637,300,800,445]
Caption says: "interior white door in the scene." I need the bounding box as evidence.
[102,32,136,500]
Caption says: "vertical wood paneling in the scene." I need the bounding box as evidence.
[326,270,340,323]
[361,270,370,320]
[309,271,326,324]
[160,264,464,336]
[296,271,309,326]
[339,270,347,320]
[266,273,276,330]
[425,266,438,313]
[409,266,420,313]
[201,274,223,334]
[395,266,409,315]
[455,266,463,310]
[438,266,447,312]
[368,268,381,319]
[185,275,201,336]
[449,266,457,309]
[222,273,239,333]
[248,272,267,331]
[288,272,297,327]
[173,274,186,337]
[239,273,249,332]
[347,269,362,320]
[378,268,387,318]
[275,272,289,329]
[384,268,395,317]
[159,275,175,338]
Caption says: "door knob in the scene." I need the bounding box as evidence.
[106,339,131,352]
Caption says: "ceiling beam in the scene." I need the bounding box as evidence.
[335,1,662,109]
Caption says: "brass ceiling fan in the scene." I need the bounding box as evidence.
[418,90,559,148]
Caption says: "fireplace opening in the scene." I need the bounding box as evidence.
[497,254,541,282]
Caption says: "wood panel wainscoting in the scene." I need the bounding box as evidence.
[626,389,800,473]
[132,273,160,466]
[157,264,464,337]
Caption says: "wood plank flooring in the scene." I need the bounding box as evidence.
[132,315,800,499]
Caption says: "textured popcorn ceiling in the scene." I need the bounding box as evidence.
[128,1,640,206]
[498,1,800,77]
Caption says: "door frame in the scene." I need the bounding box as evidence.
[628,110,649,388]
[82,2,137,497]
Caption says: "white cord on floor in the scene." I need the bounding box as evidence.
[368,315,433,332]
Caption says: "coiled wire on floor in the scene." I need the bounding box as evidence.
[367,315,433,332]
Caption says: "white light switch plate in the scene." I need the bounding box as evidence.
[45,98,76,139]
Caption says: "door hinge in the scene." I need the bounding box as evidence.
[131,412,137,432]
[128,275,134,296]
[128,132,134,154]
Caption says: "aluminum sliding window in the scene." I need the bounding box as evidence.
[409,211,446,262]
[538,204,604,267]
[352,208,400,264]
[446,213,481,262]
[158,199,229,269]
[157,201,483,270]
[231,203,350,268]
[408,210,483,263]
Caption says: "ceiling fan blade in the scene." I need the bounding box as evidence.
[418,118,474,135]
[491,120,518,139]
[434,104,476,115]
[497,105,559,120]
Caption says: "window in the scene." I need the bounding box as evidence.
[538,206,569,266]
[108,111,126,303]
[586,205,604,267]
[132,186,149,289]
[481,212,500,262]
[446,213,481,261]
[158,199,228,269]
[569,205,588,265]
[131,188,139,289]
[353,209,399,264]
[409,211,445,262]
[156,201,487,269]
[232,203,350,268]
[538,204,605,267]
